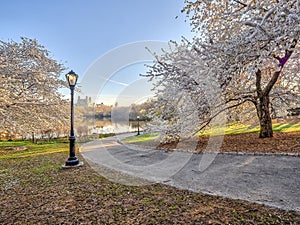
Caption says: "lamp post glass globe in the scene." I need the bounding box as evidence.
[65,70,78,87]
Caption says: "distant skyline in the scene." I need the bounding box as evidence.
[1,0,193,105]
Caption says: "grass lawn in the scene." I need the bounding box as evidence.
[0,141,67,160]
[123,123,300,144]
[123,133,159,144]
[223,123,300,135]
[0,141,299,224]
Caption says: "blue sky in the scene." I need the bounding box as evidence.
[1,0,193,105]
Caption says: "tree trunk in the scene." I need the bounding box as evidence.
[256,95,273,138]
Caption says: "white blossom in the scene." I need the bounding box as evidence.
[145,0,300,141]
[0,37,69,137]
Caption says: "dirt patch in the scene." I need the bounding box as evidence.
[3,146,29,151]
[159,132,300,154]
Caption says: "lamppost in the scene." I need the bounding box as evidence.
[137,116,140,135]
[31,132,34,143]
[64,70,82,167]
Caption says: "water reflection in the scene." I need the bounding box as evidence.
[76,118,147,135]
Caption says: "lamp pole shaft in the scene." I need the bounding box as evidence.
[137,117,140,135]
[65,85,79,166]
[69,86,75,157]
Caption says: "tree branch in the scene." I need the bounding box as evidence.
[263,39,298,97]
[233,0,247,7]
[190,99,251,137]
[255,69,262,97]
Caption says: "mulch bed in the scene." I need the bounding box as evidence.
[159,132,300,154]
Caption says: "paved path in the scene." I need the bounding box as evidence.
[80,134,300,211]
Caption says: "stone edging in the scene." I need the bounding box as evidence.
[217,151,300,157]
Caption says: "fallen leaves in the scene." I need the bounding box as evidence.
[160,132,300,154]
[0,142,299,224]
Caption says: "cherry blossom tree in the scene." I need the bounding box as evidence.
[0,37,69,138]
[146,0,300,140]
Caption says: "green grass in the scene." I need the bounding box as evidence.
[0,140,33,147]
[0,134,299,224]
[123,133,159,144]
[122,123,300,144]
[224,123,300,135]
[0,141,68,160]
[272,123,300,132]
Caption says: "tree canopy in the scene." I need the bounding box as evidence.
[145,0,300,141]
[0,37,69,137]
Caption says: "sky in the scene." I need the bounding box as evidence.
[0,0,193,105]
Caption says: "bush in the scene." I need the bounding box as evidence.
[99,133,115,139]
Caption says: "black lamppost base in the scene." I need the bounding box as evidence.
[62,157,84,169]
[66,156,79,165]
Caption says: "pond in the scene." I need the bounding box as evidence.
[76,118,147,135]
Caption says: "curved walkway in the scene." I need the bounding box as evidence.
[80,134,300,211]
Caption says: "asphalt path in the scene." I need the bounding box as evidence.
[80,134,300,211]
